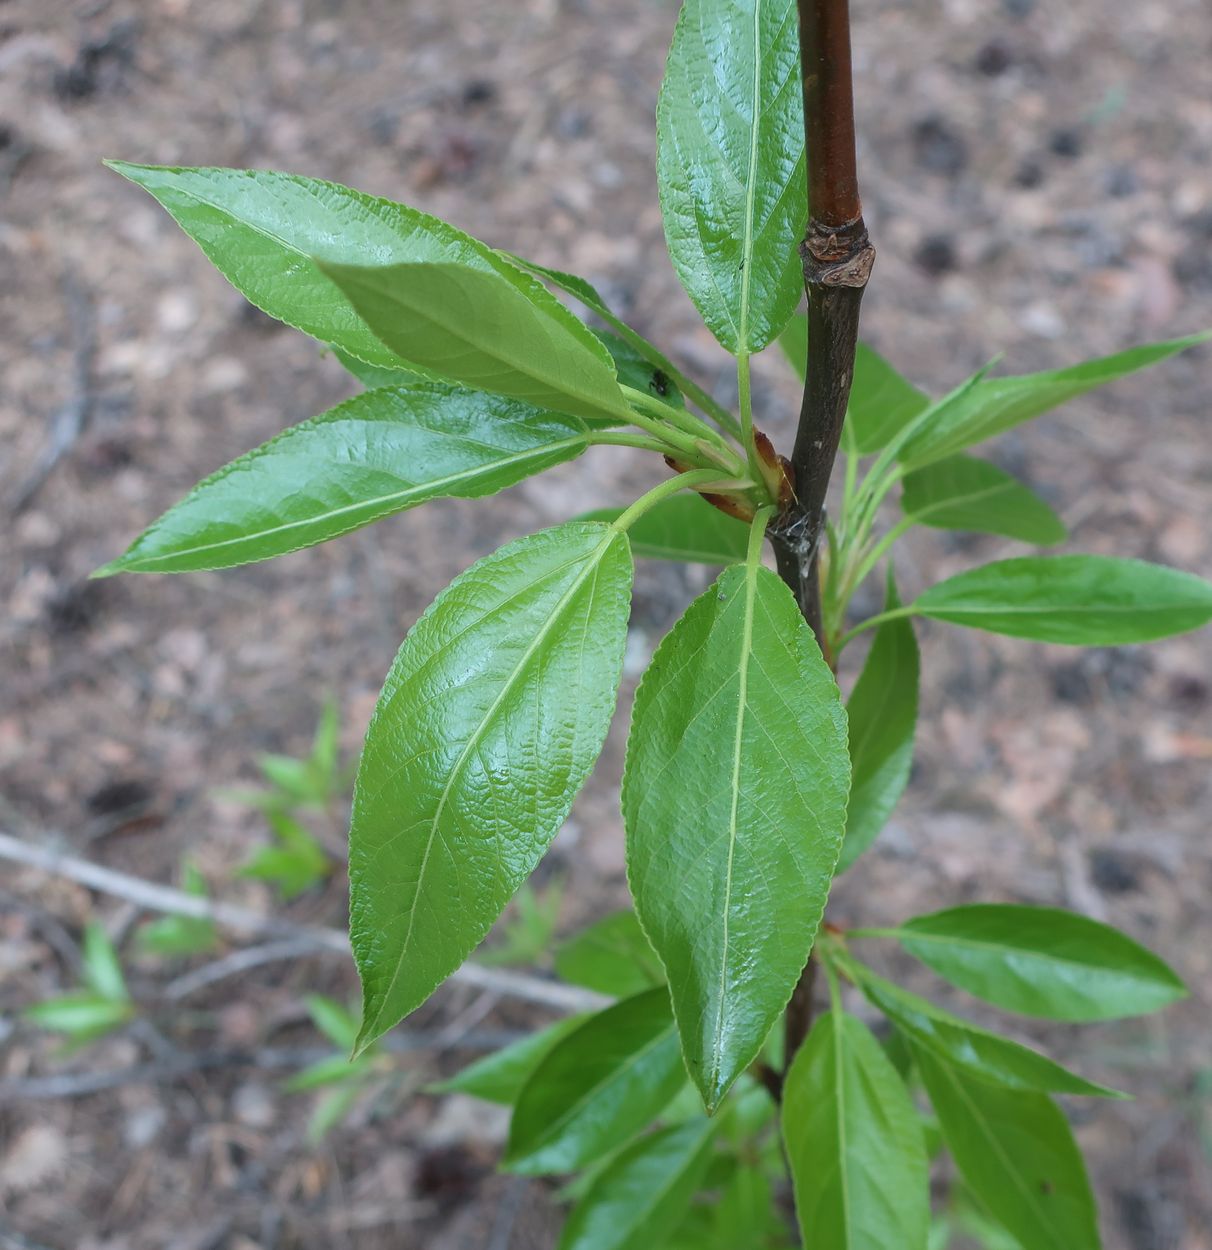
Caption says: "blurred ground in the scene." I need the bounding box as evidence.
[1,0,1211,1247]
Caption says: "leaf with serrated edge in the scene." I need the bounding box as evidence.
[895,903,1187,1021]
[657,0,806,354]
[579,496,750,565]
[506,989,686,1175]
[350,522,632,1052]
[624,563,849,1109]
[913,1043,1100,1250]
[901,454,1065,545]
[839,570,918,871]
[557,1117,717,1250]
[783,1010,929,1250]
[858,971,1125,1098]
[317,259,628,422]
[914,556,1212,645]
[106,163,622,386]
[96,383,592,575]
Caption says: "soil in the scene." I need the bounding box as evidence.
[2,1,1211,1248]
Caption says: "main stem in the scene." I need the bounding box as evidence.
[776,0,874,1075]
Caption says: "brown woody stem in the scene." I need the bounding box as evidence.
[774,0,874,1079]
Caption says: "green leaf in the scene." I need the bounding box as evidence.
[331,345,418,391]
[782,1010,930,1250]
[839,570,918,872]
[107,162,624,393]
[506,989,686,1175]
[136,865,218,957]
[350,521,632,1052]
[478,880,565,968]
[283,1054,373,1093]
[96,384,592,575]
[713,1165,789,1249]
[24,992,135,1040]
[554,911,665,997]
[307,1083,364,1142]
[913,1044,1100,1250]
[80,922,128,1001]
[895,903,1187,1021]
[858,972,1125,1098]
[776,312,806,380]
[656,0,806,355]
[579,497,750,564]
[898,333,1211,468]
[900,454,1066,545]
[304,995,361,1052]
[239,843,328,900]
[318,259,629,422]
[847,343,932,454]
[557,1117,717,1250]
[595,331,684,409]
[624,562,849,1110]
[914,556,1212,645]
[430,1014,589,1104]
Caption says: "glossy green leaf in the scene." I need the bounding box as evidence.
[858,972,1124,1098]
[108,162,624,393]
[318,259,629,422]
[506,989,686,1174]
[783,1010,930,1250]
[23,992,135,1041]
[331,345,417,391]
[350,522,632,1052]
[914,555,1212,644]
[913,1044,1100,1250]
[555,911,665,997]
[557,1117,716,1250]
[579,496,750,564]
[430,1014,589,1104]
[624,562,849,1109]
[901,454,1066,545]
[839,571,918,871]
[898,333,1211,468]
[96,384,592,576]
[657,0,806,354]
[596,331,685,408]
[81,922,128,1001]
[896,903,1187,1021]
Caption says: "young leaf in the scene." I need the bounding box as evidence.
[317,259,630,422]
[99,384,595,576]
[23,992,135,1042]
[898,332,1211,468]
[350,522,632,1052]
[136,865,218,957]
[505,989,686,1175]
[914,555,1212,645]
[839,571,918,872]
[913,1044,1101,1250]
[554,911,665,997]
[900,454,1066,545]
[579,497,750,565]
[430,1014,589,1105]
[557,1117,717,1250]
[896,903,1187,1021]
[307,1083,364,1142]
[857,972,1125,1098]
[304,994,361,1052]
[107,163,625,392]
[283,1054,374,1093]
[782,1011,930,1250]
[656,0,806,355]
[81,922,128,1001]
[624,562,850,1110]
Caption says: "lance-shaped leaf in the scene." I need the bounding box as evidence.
[555,911,666,997]
[557,1116,717,1250]
[624,563,849,1110]
[895,903,1187,1021]
[506,989,686,1174]
[350,522,632,1052]
[107,162,625,403]
[898,332,1211,468]
[657,0,806,355]
[331,346,418,391]
[317,259,630,422]
[431,1014,589,1105]
[857,972,1125,1098]
[95,384,593,575]
[839,571,918,872]
[579,496,750,564]
[914,555,1212,645]
[913,1045,1101,1250]
[900,454,1066,545]
[783,1010,930,1250]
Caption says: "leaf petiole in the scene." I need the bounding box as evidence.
[835,604,918,654]
[609,469,735,534]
